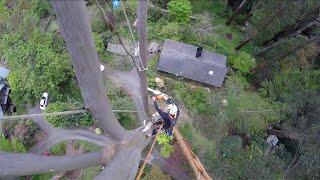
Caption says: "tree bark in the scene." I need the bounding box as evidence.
[29,128,116,154]
[226,0,247,25]
[137,0,150,116]
[52,0,129,142]
[0,152,110,176]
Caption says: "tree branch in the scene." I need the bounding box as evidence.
[0,151,111,176]
[52,0,130,142]
[29,128,117,154]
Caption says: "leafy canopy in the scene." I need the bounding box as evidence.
[168,0,192,24]
[45,102,93,128]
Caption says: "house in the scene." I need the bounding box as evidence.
[157,39,227,87]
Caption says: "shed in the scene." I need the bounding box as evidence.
[157,40,227,87]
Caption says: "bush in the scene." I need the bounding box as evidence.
[142,165,171,180]
[2,119,40,148]
[220,136,242,159]
[45,102,93,128]
[157,133,174,158]
[168,0,192,24]
[0,136,27,153]
[229,52,256,74]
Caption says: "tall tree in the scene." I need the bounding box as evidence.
[0,1,151,178]
[137,0,150,116]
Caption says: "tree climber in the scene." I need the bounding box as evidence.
[151,95,179,136]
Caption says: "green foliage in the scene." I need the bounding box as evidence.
[50,142,66,156]
[33,0,52,17]
[93,32,112,62]
[107,82,138,130]
[2,119,40,148]
[160,144,175,158]
[167,0,192,24]
[229,52,256,74]
[45,102,93,128]
[294,124,320,179]
[214,140,284,179]
[0,136,27,153]
[220,136,242,159]
[218,75,279,135]
[173,82,216,117]
[142,165,171,180]
[1,30,74,105]
[157,133,173,145]
[156,133,174,158]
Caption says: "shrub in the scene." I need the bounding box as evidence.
[157,133,174,158]
[229,52,256,74]
[2,119,40,148]
[45,102,93,128]
[168,0,192,24]
[142,165,171,180]
[0,136,27,153]
[220,136,242,159]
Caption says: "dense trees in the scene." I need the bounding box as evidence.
[0,0,319,179]
[0,0,74,105]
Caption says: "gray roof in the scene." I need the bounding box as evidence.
[157,40,227,87]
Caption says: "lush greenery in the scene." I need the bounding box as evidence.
[167,0,192,24]
[1,0,320,179]
[156,133,174,158]
[0,1,74,105]
[0,136,27,153]
[1,119,40,148]
[45,102,93,128]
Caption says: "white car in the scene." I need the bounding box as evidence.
[100,64,105,72]
[40,92,49,110]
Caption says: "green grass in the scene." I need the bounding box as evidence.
[179,123,217,176]
[80,166,101,180]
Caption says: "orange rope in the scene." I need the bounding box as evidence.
[136,125,163,180]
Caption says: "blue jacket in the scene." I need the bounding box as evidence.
[154,101,179,129]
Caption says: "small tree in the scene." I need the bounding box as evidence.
[167,0,192,24]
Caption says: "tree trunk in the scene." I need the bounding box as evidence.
[137,0,150,116]
[238,11,253,26]
[226,0,247,25]
[274,35,320,61]
[235,37,251,51]
[52,0,129,142]
[262,7,320,47]
[0,152,107,176]
[256,21,318,56]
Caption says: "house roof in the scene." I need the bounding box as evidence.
[157,40,227,87]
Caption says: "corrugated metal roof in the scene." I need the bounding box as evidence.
[157,40,227,87]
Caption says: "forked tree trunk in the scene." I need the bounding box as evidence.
[137,0,150,116]
[52,0,129,142]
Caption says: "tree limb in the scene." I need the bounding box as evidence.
[29,128,117,154]
[0,151,112,176]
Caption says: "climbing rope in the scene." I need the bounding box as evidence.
[0,109,143,121]
[120,0,148,72]
[136,124,163,180]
